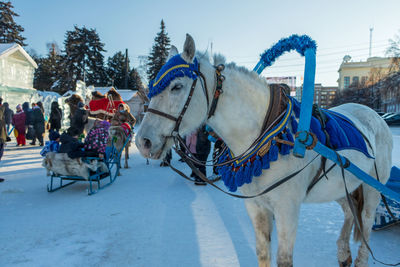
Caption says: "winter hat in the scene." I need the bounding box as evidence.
[99,120,111,130]
[16,104,22,111]
[49,131,61,141]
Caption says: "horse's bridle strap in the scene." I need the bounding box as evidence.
[147,108,178,122]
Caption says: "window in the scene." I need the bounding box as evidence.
[352,76,359,86]
[361,76,368,85]
[344,76,350,89]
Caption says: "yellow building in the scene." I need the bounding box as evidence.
[337,57,392,90]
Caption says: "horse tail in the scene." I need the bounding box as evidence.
[352,185,364,242]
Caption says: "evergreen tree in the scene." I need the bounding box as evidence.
[33,42,63,92]
[0,1,26,46]
[128,67,143,91]
[106,51,126,88]
[147,19,170,81]
[106,50,144,92]
[59,26,108,91]
[85,27,108,86]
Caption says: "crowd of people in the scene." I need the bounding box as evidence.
[0,95,220,186]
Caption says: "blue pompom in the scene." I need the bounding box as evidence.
[244,162,251,181]
[291,116,298,133]
[235,167,245,187]
[261,154,270,169]
[286,128,294,143]
[280,135,290,156]
[253,156,262,177]
[269,141,279,162]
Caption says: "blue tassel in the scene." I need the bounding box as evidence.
[244,162,251,181]
[291,116,298,133]
[286,128,294,143]
[229,171,238,192]
[261,154,270,169]
[253,156,262,177]
[280,133,290,155]
[269,140,279,162]
[235,167,245,187]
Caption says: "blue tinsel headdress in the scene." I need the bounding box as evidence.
[148,54,199,98]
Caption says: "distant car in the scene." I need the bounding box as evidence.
[384,113,400,125]
[382,112,395,119]
[376,111,385,116]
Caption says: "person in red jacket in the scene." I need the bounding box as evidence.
[12,104,26,146]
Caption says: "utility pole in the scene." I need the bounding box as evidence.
[124,48,129,88]
[369,27,373,58]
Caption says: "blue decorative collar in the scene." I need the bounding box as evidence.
[148,55,199,98]
[217,98,295,192]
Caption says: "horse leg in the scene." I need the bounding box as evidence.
[354,184,381,267]
[117,154,122,176]
[245,200,273,267]
[336,197,354,267]
[124,145,129,169]
[274,202,301,267]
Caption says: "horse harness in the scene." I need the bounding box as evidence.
[145,61,328,198]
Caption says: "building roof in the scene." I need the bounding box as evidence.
[94,87,138,101]
[338,57,391,72]
[0,43,38,68]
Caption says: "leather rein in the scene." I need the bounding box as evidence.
[145,62,321,199]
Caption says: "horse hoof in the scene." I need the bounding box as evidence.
[338,256,352,267]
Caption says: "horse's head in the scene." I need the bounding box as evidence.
[136,34,210,159]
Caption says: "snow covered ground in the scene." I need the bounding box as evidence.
[1,127,399,267]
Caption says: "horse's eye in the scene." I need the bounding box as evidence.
[171,84,183,91]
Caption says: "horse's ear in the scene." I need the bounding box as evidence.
[167,45,178,61]
[182,34,195,62]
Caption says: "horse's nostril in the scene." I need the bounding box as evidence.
[143,138,152,149]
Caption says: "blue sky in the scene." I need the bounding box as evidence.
[11,0,400,86]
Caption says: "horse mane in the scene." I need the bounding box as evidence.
[198,52,269,87]
[105,87,122,101]
[65,94,84,105]
[91,91,105,100]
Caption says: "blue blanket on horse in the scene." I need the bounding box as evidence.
[292,98,372,158]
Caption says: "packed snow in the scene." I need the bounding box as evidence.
[1,127,399,267]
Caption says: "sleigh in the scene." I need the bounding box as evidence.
[88,88,125,120]
[45,136,130,195]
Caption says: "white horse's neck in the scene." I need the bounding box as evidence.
[201,59,271,156]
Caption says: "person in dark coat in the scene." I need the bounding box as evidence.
[12,104,26,146]
[0,98,6,182]
[22,102,33,125]
[71,102,88,135]
[31,103,45,146]
[59,127,102,159]
[3,102,13,133]
[49,101,62,132]
[186,125,211,185]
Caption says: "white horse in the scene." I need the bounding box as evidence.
[135,34,393,267]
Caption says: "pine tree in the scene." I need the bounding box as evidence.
[106,51,126,88]
[85,27,108,86]
[33,42,63,92]
[60,26,108,91]
[129,67,143,91]
[0,1,26,46]
[147,19,170,81]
